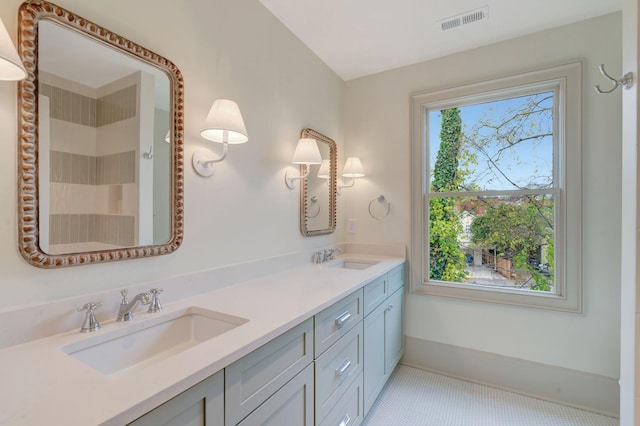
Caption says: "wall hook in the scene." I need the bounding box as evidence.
[594,64,633,94]
[142,145,153,160]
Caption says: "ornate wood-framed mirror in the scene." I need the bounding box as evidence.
[17,1,184,267]
[300,128,336,236]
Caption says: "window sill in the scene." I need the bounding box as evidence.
[413,280,582,313]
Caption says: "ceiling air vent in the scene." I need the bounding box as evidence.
[439,6,489,31]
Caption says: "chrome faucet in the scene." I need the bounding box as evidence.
[117,289,151,322]
[324,248,342,261]
[312,248,343,264]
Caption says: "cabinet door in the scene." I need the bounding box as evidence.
[385,288,404,375]
[237,363,314,426]
[128,370,223,426]
[226,319,313,426]
[363,301,386,416]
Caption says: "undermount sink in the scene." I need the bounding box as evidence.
[329,258,380,270]
[63,307,248,376]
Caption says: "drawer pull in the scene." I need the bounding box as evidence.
[335,358,352,376]
[339,414,351,426]
[335,311,352,329]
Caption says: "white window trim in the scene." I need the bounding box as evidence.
[410,62,582,313]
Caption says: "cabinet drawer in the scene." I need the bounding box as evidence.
[225,319,313,426]
[319,372,363,426]
[237,363,314,426]
[315,322,363,423]
[387,265,404,295]
[315,289,363,357]
[363,275,386,316]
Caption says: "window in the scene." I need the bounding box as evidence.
[410,62,582,312]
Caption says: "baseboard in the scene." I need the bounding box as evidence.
[402,336,619,418]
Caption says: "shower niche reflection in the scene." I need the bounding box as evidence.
[38,21,171,255]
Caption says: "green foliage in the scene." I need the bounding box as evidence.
[470,200,551,258]
[433,109,462,192]
[470,197,554,291]
[429,108,467,282]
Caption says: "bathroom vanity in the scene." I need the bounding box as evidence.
[130,263,404,426]
[0,252,404,425]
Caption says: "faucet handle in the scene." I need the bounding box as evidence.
[148,288,164,313]
[120,289,129,304]
[77,301,102,333]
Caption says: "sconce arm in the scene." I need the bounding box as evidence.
[285,165,311,189]
[337,177,357,195]
[193,142,229,177]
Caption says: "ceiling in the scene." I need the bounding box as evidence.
[259,0,622,81]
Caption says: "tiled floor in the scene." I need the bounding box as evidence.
[362,365,619,426]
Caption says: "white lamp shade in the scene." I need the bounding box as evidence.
[342,157,365,178]
[292,138,323,164]
[200,99,248,144]
[164,130,170,143]
[317,159,330,179]
[0,17,26,81]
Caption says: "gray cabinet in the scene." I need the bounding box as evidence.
[225,319,314,426]
[128,369,223,426]
[363,265,404,416]
[314,289,364,426]
[127,263,404,426]
[237,363,315,426]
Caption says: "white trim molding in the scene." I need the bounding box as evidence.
[402,336,619,418]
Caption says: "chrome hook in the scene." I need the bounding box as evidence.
[143,145,153,159]
[594,64,633,94]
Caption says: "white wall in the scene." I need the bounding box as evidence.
[344,13,622,379]
[0,0,344,309]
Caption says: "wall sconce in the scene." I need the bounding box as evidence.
[164,130,170,143]
[192,99,248,177]
[338,156,365,193]
[285,138,323,189]
[0,17,27,81]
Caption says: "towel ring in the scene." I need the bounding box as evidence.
[306,196,321,218]
[369,195,390,220]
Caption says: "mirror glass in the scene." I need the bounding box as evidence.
[18,1,184,267]
[300,128,336,236]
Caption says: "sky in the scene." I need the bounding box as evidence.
[428,91,554,192]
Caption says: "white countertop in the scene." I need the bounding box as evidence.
[0,254,404,425]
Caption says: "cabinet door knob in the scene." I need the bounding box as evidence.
[335,358,352,376]
[339,414,351,426]
[335,311,352,329]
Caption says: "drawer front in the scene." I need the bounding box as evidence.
[237,363,314,426]
[315,322,363,423]
[387,264,404,295]
[319,373,363,426]
[225,319,313,426]
[315,289,363,357]
[363,275,387,317]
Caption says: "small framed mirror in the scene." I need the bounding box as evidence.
[300,128,336,236]
[17,1,184,267]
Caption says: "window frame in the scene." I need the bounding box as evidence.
[410,62,582,312]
